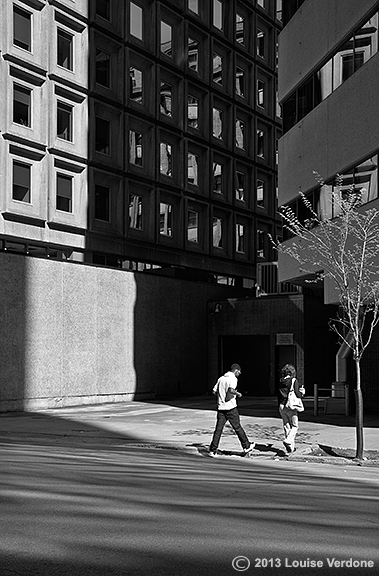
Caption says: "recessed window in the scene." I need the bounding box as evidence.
[129,194,143,229]
[236,171,245,201]
[13,85,31,127]
[187,210,199,242]
[257,129,265,158]
[236,67,245,97]
[213,217,224,248]
[57,102,72,141]
[13,5,31,51]
[188,37,199,72]
[236,14,244,45]
[160,82,172,117]
[276,0,283,21]
[213,107,223,140]
[130,2,143,40]
[236,224,245,253]
[57,29,73,70]
[236,119,245,149]
[130,67,143,103]
[257,79,265,107]
[256,179,265,207]
[160,143,172,176]
[213,162,222,193]
[160,202,172,236]
[213,0,223,30]
[257,229,266,258]
[213,53,223,85]
[188,153,199,185]
[257,0,266,8]
[95,117,110,154]
[95,185,110,221]
[257,29,265,58]
[188,0,199,14]
[129,131,143,166]
[96,50,110,87]
[188,96,199,128]
[13,161,31,203]
[161,21,172,57]
[56,174,72,212]
[96,0,110,21]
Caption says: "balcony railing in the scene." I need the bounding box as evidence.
[257,262,301,296]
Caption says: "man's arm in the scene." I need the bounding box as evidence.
[228,387,242,398]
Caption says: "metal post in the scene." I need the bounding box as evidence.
[314,383,318,416]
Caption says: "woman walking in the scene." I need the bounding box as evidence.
[278,363,305,453]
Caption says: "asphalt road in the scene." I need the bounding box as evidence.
[1,439,379,576]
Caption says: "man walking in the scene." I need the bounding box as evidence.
[209,363,254,457]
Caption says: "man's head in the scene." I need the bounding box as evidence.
[230,363,242,377]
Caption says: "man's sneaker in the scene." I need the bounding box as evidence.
[283,442,293,453]
[209,451,218,458]
[243,442,255,455]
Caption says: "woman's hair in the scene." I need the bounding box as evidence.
[280,363,296,379]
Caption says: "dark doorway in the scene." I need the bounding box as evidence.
[220,335,270,396]
[275,345,296,392]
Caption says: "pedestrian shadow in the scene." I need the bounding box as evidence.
[187,442,286,459]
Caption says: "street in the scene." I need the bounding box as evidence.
[1,428,379,576]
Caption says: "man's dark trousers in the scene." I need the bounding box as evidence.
[209,407,250,452]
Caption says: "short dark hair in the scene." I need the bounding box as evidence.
[280,363,296,378]
[231,363,241,372]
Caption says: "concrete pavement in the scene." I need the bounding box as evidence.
[1,395,378,466]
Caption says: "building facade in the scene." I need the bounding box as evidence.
[1,0,283,289]
[277,0,379,408]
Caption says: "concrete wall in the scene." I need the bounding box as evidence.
[0,251,243,412]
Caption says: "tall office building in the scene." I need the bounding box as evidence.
[278,0,379,407]
[1,0,283,288]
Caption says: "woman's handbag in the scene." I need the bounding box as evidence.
[286,379,304,412]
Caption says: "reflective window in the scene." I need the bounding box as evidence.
[13,161,31,203]
[256,179,265,207]
[276,0,283,21]
[160,82,172,116]
[95,117,110,154]
[236,14,244,45]
[129,194,143,229]
[57,102,72,141]
[129,131,143,166]
[213,53,223,85]
[257,79,265,107]
[236,171,245,201]
[257,229,265,258]
[56,174,72,212]
[257,29,265,58]
[160,143,172,176]
[130,3,143,40]
[130,67,143,103]
[160,202,172,236]
[187,210,199,243]
[95,185,110,221]
[355,155,378,204]
[236,67,245,97]
[96,50,110,87]
[188,96,199,128]
[13,6,31,51]
[236,120,245,149]
[213,0,223,30]
[161,21,172,57]
[213,163,222,193]
[213,217,224,248]
[236,224,245,253]
[188,38,199,71]
[188,153,199,185]
[57,29,73,70]
[213,107,223,139]
[188,0,199,14]
[13,85,31,126]
[257,129,265,158]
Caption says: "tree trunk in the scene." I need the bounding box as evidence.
[355,359,364,459]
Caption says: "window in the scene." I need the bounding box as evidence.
[95,185,110,221]
[95,117,110,154]
[257,29,265,58]
[213,53,223,85]
[236,14,244,45]
[57,29,73,70]
[56,174,72,212]
[129,194,143,229]
[130,67,143,103]
[236,171,245,201]
[236,224,245,253]
[188,153,199,185]
[276,0,283,21]
[57,102,72,141]
[257,229,266,258]
[187,210,198,243]
[188,37,199,72]
[257,0,266,8]
[188,0,198,14]
[13,5,31,51]
[160,202,172,236]
[160,82,172,116]
[236,67,244,97]
[257,129,265,158]
[213,107,223,139]
[96,50,110,87]
[96,0,110,20]
[13,161,31,203]
[130,2,143,40]
[256,179,265,207]
[213,162,222,193]
[188,96,199,128]
[13,85,31,127]
[161,21,172,57]
[129,131,143,166]
[236,120,245,149]
[213,0,223,30]
[213,217,223,248]
[160,143,172,176]
[257,79,265,107]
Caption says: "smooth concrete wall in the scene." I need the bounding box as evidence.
[278,0,377,99]
[0,251,242,411]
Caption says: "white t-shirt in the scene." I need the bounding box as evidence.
[213,371,238,410]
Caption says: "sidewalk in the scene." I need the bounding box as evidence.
[0,395,378,466]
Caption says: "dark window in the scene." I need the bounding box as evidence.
[297,76,313,120]
[95,185,110,221]
[236,14,244,45]
[282,92,296,132]
[56,174,72,212]
[57,102,72,141]
[13,85,31,126]
[96,50,110,87]
[95,117,110,154]
[57,29,73,70]
[96,0,110,20]
[130,67,143,103]
[160,82,172,116]
[13,6,31,51]
[13,162,31,203]
[188,37,199,72]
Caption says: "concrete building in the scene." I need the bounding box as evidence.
[277,0,379,409]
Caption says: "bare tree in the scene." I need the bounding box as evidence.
[273,174,379,459]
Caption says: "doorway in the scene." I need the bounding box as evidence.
[220,335,271,396]
[275,345,296,392]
